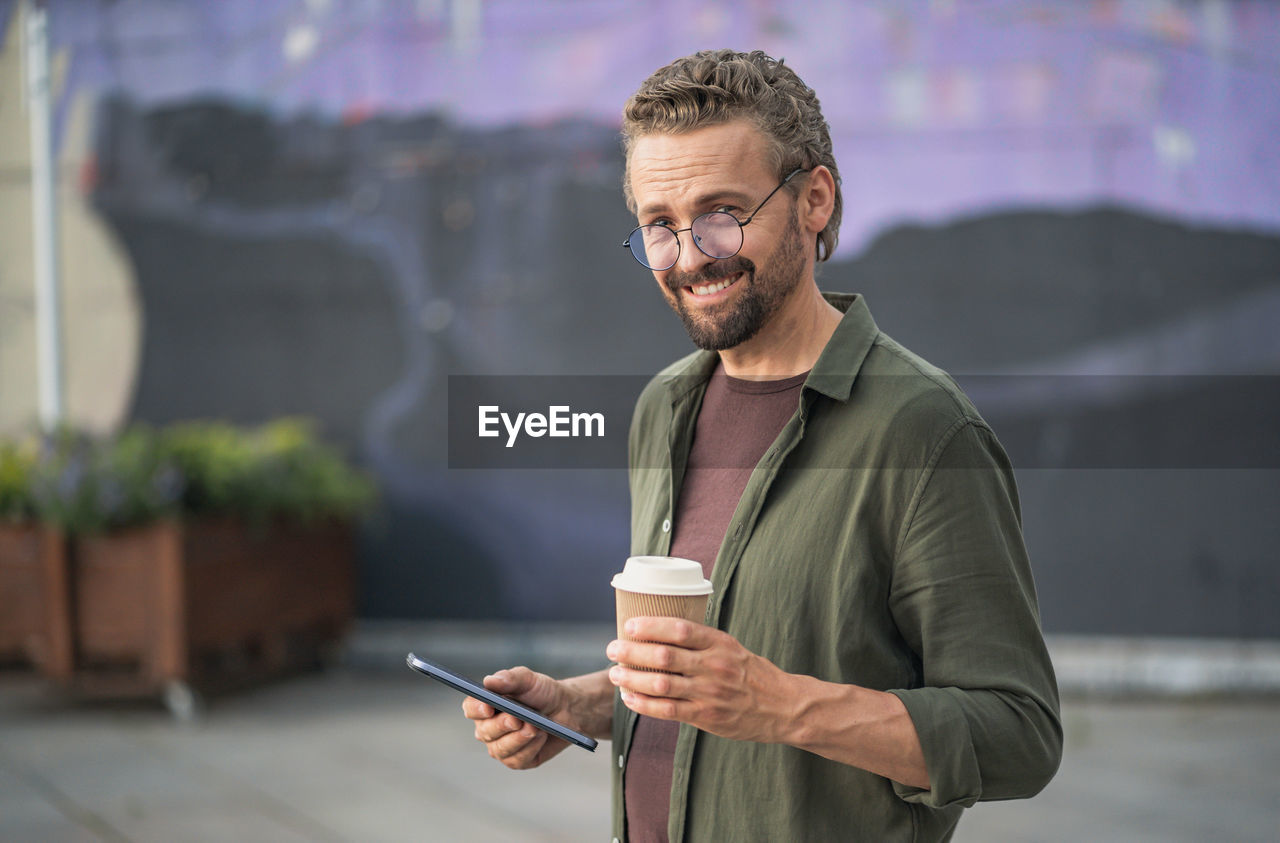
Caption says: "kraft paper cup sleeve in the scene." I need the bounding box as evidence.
[614,589,710,672]
[614,589,710,638]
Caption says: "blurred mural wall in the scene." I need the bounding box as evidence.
[1,0,1276,635]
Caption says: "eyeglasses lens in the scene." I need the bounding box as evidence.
[628,212,744,270]
[692,212,743,259]
[634,227,677,270]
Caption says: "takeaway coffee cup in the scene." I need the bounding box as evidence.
[611,556,713,669]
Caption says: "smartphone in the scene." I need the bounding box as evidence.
[406,653,598,752]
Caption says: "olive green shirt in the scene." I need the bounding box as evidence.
[612,293,1062,842]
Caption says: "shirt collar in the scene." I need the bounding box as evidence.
[805,292,878,402]
[658,292,879,404]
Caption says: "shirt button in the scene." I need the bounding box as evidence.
[618,755,624,769]
[661,518,671,533]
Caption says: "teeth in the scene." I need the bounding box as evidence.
[690,277,737,296]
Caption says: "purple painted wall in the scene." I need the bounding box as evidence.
[35,0,1280,254]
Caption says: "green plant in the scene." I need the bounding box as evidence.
[0,438,38,523]
[3,419,374,533]
[27,425,183,535]
[159,418,376,525]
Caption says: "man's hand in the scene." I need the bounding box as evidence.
[605,617,799,744]
[605,617,930,789]
[462,667,614,771]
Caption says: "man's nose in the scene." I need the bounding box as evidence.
[672,228,716,275]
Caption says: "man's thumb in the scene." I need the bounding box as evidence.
[485,666,535,695]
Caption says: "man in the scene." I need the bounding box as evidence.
[463,49,1061,842]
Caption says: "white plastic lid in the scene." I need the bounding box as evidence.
[611,555,713,596]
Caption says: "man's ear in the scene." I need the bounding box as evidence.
[799,165,836,236]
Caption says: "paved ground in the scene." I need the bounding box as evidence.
[2,661,1278,842]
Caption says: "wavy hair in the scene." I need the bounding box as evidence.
[621,49,842,261]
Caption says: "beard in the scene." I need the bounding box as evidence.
[663,209,807,351]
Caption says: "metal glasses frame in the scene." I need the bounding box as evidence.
[622,167,810,271]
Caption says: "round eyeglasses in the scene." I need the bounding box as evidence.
[622,168,809,271]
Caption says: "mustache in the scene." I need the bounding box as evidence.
[665,256,754,293]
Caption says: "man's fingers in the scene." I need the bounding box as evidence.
[609,663,690,699]
[618,687,685,722]
[496,728,549,768]
[484,723,546,766]
[620,617,714,648]
[484,723,535,756]
[483,666,564,714]
[483,666,534,695]
[461,696,495,720]
[473,712,526,742]
[608,640,692,675]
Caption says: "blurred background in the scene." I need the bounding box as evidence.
[4,0,1276,633]
[2,2,1278,841]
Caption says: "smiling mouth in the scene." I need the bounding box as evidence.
[686,273,742,298]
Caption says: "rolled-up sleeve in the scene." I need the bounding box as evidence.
[886,420,1063,809]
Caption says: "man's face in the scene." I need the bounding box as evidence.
[628,121,809,351]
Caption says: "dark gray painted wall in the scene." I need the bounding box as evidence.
[92,99,1280,637]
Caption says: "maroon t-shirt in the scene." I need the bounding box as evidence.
[624,364,808,843]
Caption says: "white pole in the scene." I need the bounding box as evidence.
[450,0,480,54]
[23,0,64,430]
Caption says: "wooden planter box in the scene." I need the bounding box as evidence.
[64,517,355,709]
[0,523,73,678]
